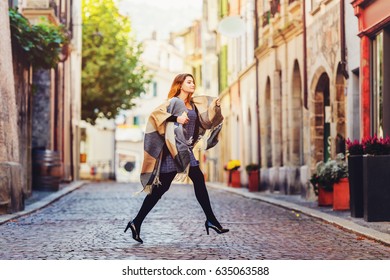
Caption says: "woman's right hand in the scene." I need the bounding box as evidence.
[177,112,189,125]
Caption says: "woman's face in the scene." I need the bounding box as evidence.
[181,76,195,94]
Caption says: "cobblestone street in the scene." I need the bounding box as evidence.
[1,182,389,260]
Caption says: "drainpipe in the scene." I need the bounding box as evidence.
[340,0,349,79]
[303,0,308,109]
[255,0,261,166]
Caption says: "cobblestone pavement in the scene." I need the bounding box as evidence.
[0,182,390,260]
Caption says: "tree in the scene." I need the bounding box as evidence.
[82,0,151,124]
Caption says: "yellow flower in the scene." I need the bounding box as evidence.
[226,160,241,170]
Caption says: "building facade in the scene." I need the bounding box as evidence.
[351,0,390,138]
[0,0,82,213]
[202,0,356,197]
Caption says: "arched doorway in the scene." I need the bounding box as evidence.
[291,60,303,165]
[312,72,330,164]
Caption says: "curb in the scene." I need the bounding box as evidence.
[207,182,390,246]
[0,181,87,225]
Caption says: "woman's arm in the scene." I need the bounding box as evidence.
[166,112,189,124]
[166,115,177,122]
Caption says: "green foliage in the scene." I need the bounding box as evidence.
[81,0,151,124]
[310,153,348,195]
[9,8,69,69]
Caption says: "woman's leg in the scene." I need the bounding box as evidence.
[132,172,177,230]
[188,166,221,228]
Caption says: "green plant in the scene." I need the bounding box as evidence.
[9,8,70,69]
[81,0,152,124]
[245,163,260,172]
[310,153,348,195]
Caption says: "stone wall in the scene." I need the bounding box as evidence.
[32,69,52,149]
[14,58,32,198]
[0,1,24,213]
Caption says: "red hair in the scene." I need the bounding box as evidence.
[167,73,195,103]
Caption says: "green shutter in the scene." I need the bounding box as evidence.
[219,45,228,92]
[219,0,229,18]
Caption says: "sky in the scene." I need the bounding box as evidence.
[118,0,203,41]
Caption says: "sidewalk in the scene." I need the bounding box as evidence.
[0,181,86,225]
[208,182,390,246]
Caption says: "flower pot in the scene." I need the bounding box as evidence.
[363,155,390,222]
[347,155,363,217]
[333,178,350,211]
[230,170,241,188]
[225,171,231,185]
[248,170,259,192]
[318,187,333,206]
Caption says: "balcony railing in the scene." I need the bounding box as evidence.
[25,0,50,8]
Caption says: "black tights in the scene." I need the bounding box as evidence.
[133,166,220,230]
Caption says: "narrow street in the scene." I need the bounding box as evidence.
[0,182,389,260]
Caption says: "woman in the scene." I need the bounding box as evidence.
[125,73,229,243]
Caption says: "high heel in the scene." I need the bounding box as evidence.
[124,220,143,243]
[205,220,229,235]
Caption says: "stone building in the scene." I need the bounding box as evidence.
[0,0,82,213]
[0,0,24,213]
[306,0,347,170]
[255,0,306,194]
[203,0,351,197]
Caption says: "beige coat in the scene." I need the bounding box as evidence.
[140,95,223,194]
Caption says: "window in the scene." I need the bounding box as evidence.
[8,0,18,8]
[153,82,157,97]
[133,116,140,127]
[372,32,384,137]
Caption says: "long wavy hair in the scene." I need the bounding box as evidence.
[167,73,195,103]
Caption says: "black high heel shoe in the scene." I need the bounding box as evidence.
[124,220,143,243]
[205,220,229,235]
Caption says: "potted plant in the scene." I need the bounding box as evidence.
[332,154,350,211]
[310,154,348,207]
[346,138,364,217]
[225,160,241,188]
[246,163,260,192]
[361,134,390,222]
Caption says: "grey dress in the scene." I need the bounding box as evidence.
[160,105,199,173]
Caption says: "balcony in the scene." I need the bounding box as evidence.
[23,0,60,25]
[25,0,50,8]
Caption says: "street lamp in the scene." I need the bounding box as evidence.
[92,27,104,47]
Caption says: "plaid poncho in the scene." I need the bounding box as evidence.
[140,95,223,194]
